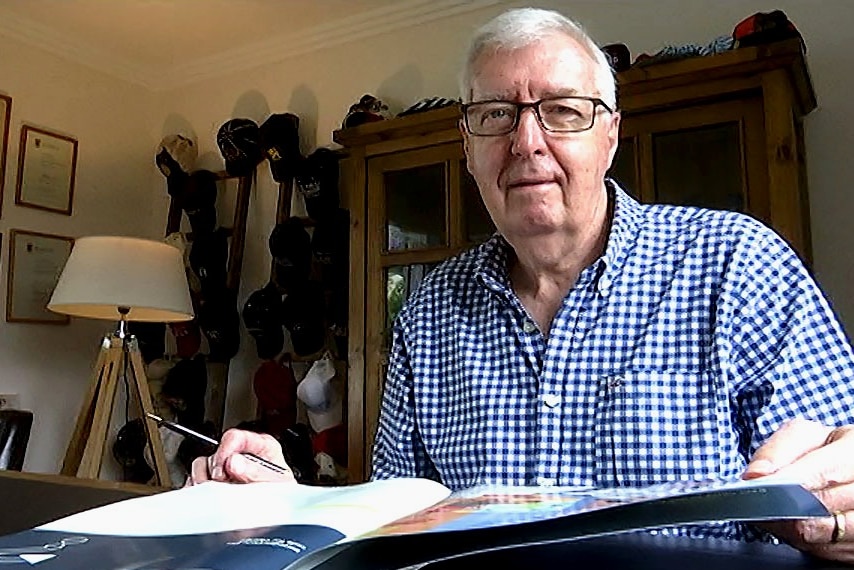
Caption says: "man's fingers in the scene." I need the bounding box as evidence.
[744,418,833,479]
[757,427,854,491]
[224,454,296,484]
[186,456,212,486]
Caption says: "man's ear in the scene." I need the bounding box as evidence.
[605,111,621,169]
[459,120,473,171]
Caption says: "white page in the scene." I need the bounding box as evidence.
[38,478,451,538]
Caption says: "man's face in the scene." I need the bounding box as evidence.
[462,33,621,241]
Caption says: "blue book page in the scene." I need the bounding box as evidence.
[0,526,344,569]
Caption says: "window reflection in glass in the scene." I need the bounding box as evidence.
[385,263,438,347]
[653,122,744,212]
[384,165,447,251]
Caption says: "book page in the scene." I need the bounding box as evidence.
[38,478,451,538]
[365,477,820,537]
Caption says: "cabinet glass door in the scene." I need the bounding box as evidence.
[385,165,447,251]
[365,143,470,475]
[619,97,767,221]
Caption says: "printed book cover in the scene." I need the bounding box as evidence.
[0,477,828,569]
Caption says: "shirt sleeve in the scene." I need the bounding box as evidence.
[370,316,440,482]
[725,223,854,457]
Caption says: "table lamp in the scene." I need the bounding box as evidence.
[48,236,194,486]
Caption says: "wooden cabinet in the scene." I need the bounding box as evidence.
[611,38,815,263]
[334,39,815,482]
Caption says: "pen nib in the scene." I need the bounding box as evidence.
[145,412,164,423]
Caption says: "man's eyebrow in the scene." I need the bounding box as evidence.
[540,88,581,98]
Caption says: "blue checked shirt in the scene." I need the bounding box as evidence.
[372,182,854,539]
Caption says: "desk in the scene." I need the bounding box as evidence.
[419,532,849,570]
[0,470,163,536]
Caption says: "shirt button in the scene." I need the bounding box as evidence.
[522,320,537,333]
[537,476,555,487]
[543,393,561,408]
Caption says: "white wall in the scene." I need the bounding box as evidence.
[2,0,853,474]
[0,36,163,472]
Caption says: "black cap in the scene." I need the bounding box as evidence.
[197,288,241,362]
[249,325,285,360]
[312,207,349,287]
[259,113,303,183]
[161,355,208,426]
[243,282,284,330]
[295,148,341,221]
[269,218,312,292]
[281,282,326,356]
[217,118,264,177]
[189,229,229,293]
[128,321,166,363]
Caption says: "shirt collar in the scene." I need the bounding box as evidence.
[474,178,644,295]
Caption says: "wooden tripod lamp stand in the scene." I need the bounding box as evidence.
[48,236,195,487]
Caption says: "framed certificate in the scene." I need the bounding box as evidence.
[14,125,78,215]
[0,93,10,218]
[5,229,75,324]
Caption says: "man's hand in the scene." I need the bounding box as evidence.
[744,418,854,562]
[186,428,296,485]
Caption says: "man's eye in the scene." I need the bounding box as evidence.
[544,103,583,117]
[483,107,511,121]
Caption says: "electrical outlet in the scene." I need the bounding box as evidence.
[0,394,20,409]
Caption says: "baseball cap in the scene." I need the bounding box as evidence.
[311,207,349,287]
[281,282,326,357]
[216,118,264,177]
[259,113,303,183]
[161,354,208,426]
[169,320,202,359]
[112,419,155,483]
[295,148,341,221]
[180,170,219,236]
[341,94,390,129]
[197,288,241,362]
[297,356,342,433]
[156,134,198,175]
[253,359,298,436]
[243,282,286,360]
[269,218,312,292]
[189,229,229,293]
[128,321,166,363]
[242,282,284,329]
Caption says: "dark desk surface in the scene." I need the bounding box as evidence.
[0,469,163,536]
[1,471,848,569]
[421,532,850,569]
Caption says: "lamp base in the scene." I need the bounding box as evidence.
[60,334,172,487]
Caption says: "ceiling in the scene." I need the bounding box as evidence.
[0,0,505,90]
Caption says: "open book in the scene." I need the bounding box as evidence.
[0,477,828,569]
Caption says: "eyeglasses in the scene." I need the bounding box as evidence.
[462,96,614,136]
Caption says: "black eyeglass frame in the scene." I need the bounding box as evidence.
[461,96,615,136]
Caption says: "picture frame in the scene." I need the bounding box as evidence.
[6,229,74,324]
[0,93,10,219]
[14,124,78,215]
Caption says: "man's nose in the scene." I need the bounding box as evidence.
[510,107,547,156]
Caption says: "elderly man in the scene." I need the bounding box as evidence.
[193,7,854,562]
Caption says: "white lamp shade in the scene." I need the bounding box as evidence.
[48,236,194,322]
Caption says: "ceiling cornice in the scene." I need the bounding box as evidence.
[0,0,508,92]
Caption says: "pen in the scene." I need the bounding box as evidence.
[145,412,292,477]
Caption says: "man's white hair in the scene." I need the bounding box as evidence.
[459,7,616,108]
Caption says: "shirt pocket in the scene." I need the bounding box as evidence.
[593,370,726,487]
